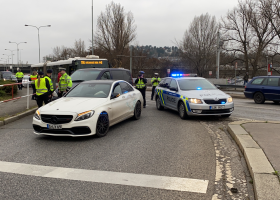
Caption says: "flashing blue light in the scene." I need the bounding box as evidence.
[177,74,179,76]
[197,87,202,90]
[221,102,226,104]
[179,74,182,76]
[171,74,177,77]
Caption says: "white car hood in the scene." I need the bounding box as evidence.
[180,89,230,99]
[40,97,108,114]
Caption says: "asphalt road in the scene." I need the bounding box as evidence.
[0,91,263,200]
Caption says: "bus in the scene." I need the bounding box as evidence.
[31,55,111,86]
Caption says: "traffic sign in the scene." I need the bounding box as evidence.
[209,71,212,75]
[167,69,170,73]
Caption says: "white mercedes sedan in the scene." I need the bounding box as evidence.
[33,80,143,137]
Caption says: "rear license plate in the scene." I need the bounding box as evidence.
[47,124,62,129]
[210,105,225,110]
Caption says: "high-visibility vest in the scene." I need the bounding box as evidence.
[15,72,24,79]
[45,76,54,92]
[30,75,37,84]
[151,77,161,86]
[35,78,48,96]
[136,79,146,89]
[59,73,72,91]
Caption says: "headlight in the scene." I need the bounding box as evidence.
[227,97,233,103]
[34,110,40,120]
[188,98,202,104]
[75,110,95,121]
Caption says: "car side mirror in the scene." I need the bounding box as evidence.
[111,92,120,99]
[169,87,178,92]
[215,85,221,89]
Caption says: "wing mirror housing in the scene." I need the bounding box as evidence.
[111,92,120,99]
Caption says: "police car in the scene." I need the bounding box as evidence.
[155,76,234,119]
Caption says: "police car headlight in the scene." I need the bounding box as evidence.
[189,98,202,104]
[227,97,233,103]
[75,110,95,121]
[34,110,41,120]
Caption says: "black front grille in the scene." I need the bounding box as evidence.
[204,99,227,104]
[33,125,91,135]
[41,115,73,124]
[201,109,231,114]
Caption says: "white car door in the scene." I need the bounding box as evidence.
[110,83,128,124]
[120,82,135,115]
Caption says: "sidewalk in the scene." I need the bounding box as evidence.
[0,86,37,118]
[228,121,280,200]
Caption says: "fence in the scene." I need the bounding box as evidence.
[0,81,34,109]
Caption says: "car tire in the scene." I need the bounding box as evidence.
[133,101,141,120]
[95,113,109,137]
[254,92,265,104]
[221,114,231,118]
[178,101,188,119]
[273,101,280,104]
[156,96,164,110]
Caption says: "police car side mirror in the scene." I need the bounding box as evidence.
[111,92,120,99]
[169,87,178,92]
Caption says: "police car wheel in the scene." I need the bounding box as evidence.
[156,96,164,110]
[96,113,109,137]
[178,101,188,119]
[133,101,141,120]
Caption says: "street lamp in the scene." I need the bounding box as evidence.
[25,24,51,63]
[5,49,16,67]
[9,41,27,71]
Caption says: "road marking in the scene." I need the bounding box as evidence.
[0,161,209,193]
[234,104,280,111]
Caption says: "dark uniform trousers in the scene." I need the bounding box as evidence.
[31,84,36,100]
[17,79,23,90]
[151,86,156,100]
[138,88,146,106]
[36,94,49,108]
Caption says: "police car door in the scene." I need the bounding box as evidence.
[167,79,179,109]
[164,78,174,108]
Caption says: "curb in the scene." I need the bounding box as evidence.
[0,107,37,127]
[227,121,280,200]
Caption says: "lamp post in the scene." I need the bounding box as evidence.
[19,49,23,66]
[25,24,51,63]
[92,0,94,55]
[5,49,16,67]
[9,41,27,71]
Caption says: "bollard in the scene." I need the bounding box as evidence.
[27,81,29,109]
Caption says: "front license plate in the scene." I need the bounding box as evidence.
[47,124,62,129]
[210,105,225,110]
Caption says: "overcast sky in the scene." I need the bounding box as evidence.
[0,0,239,65]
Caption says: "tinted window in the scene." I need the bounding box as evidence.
[251,78,265,85]
[124,71,132,82]
[113,84,122,94]
[267,78,279,86]
[71,70,101,81]
[170,79,177,89]
[120,82,134,93]
[111,71,124,80]
[100,71,111,80]
[165,78,172,88]
[66,83,111,98]
[178,79,216,90]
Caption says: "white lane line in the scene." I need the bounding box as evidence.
[234,104,280,111]
[0,161,208,193]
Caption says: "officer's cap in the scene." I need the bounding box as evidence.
[139,71,145,74]
[38,71,44,75]
[59,67,66,71]
[47,69,53,73]
[154,73,159,75]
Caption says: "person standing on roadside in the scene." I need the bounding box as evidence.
[58,68,72,98]
[135,71,147,108]
[243,72,249,85]
[29,71,38,100]
[44,69,54,102]
[15,69,24,90]
[35,71,51,108]
[151,73,161,100]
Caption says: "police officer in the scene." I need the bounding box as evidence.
[151,73,161,100]
[15,69,24,90]
[35,71,51,108]
[58,68,72,98]
[135,71,147,108]
[29,71,38,100]
[45,69,54,102]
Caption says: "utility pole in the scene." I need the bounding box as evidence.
[92,0,94,55]
[216,32,220,79]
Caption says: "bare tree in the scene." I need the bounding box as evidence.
[72,39,88,57]
[93,1,137,67]
[180,13,219,77]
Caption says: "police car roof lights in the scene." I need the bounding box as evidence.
[171,73,197,77]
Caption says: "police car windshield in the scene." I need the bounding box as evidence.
[66,83,111,98]
[178,79,216,90]
[71,70,100,81]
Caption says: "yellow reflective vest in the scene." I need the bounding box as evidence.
[35,78,48,96]
[15,72,24,79]
[30,75,37,85]
[59,73,72,92]
[136,79,146,89]
[45,76,54,92]
[151,77,161,86]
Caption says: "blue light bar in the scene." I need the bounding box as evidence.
[171,74,177,77]
[197,87,202,90]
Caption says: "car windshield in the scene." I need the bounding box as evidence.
[178,79,217,90]
[71,70,101,81]
[66,83,111,98]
